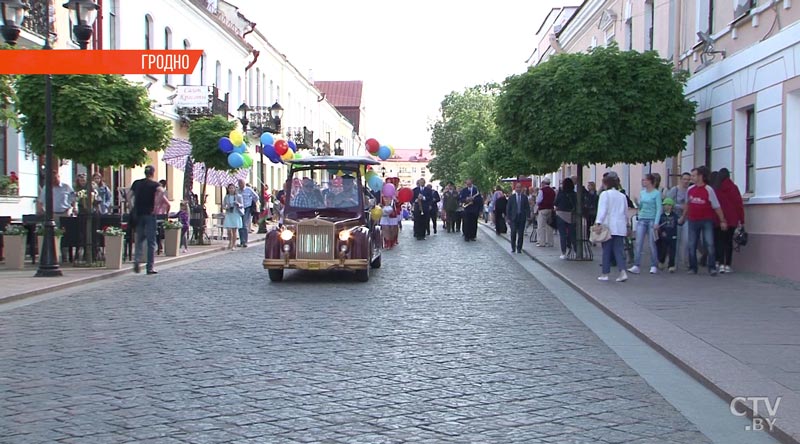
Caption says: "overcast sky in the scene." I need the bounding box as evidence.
[235,0,564,150]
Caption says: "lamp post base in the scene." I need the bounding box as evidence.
[35,267,63,277]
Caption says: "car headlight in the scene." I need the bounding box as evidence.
[280,229,294,241]
[338,230,351,242]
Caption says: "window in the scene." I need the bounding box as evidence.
[215,61,222,94]
[200,52,207,85]
[237,76,242,107]
[645,0,654,51]
[182,40,191,85]
[164,28,172,85]
[262,73,267,106]
[704,120,713,170]
[227,69,233,97]
[697,0,714,35]
[144,15,153,50]
[708,0,715,34]
[745,109,755,193]
[255,68,261,106]
[624,18,632,51]
[108,0,117,49]
[269,80,274,103]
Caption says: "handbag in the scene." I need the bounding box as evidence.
[590,224,611,243]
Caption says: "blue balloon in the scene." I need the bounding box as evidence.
[260,133,275,147]
[262,144,276,157]
[234,143,246,154]
[368,175,383,192]
[266,150,282,164]
[377,145,391,161]
[219,137,234,154]
[228,152,244,168]
[288,140,297,152]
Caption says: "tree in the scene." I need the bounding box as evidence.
[188,116,236,172]
[496,44,696,258]
[428,84,501,191]
[0,45,20,129]
[14,75,172,167]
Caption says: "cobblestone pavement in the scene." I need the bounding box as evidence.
[0,227,712,443]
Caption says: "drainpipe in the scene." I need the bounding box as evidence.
[673,0,682,68]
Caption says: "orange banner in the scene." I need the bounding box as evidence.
[0,50,203,75]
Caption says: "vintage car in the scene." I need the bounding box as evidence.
[263,156,383,282]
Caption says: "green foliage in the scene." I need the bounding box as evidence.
[428,84,502,191]
[188,116,237,172]
[0,46,20,128]
[14,74,172,167]
[496,44,697,168]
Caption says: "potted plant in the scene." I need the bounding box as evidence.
[97,226,125,269]
[35,224,65,264]
[162,219,182,257]
[2,224,28,269]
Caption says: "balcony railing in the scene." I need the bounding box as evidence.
[22,0,53,38]
[286,127,314,150]
[176,85,229,125]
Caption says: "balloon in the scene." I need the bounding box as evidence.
[229,130,244,147]
[365,171,377,181]
[370,206,383,223]
[234,143,247,154]
[219,137,234,154]
[388,145,395,157]
[288,140,297,152]
[293,152,303,160]
[280,149,294,161]
[397,187,413,204]
[382,206,394,217]
[377,145,391,161]
[266,150,282,164]
[382,182,396,198]
[368,175,383,192]
[274,139,289,156]
[359,165,366,176]
[227,152,244,168]
[241,153,253,168]
[365,138,380,154]
[260,133,275,147]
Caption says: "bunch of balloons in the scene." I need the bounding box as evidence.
[365,138,395,161]
[364,168,384,193]
[218,129,253,169]
[259,133,299,165]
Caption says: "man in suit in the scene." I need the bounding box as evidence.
[459,178,483,241]
[507,182,531,253]
[412,178,432,240]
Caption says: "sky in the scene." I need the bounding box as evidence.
[234,0,565,151]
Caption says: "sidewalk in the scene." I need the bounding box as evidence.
[482,223,800,444]
[0,233,266,305]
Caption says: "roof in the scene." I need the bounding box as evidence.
[314,81,363,108]
[286,156,381,166]
[384,148,432,162]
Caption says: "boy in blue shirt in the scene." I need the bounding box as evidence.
[657,198,681,273]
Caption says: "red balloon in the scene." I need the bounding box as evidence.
[274,139,289,156]
[365,138,380,154]
[397,187,413,204]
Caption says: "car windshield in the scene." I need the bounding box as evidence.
[286,166,366,215]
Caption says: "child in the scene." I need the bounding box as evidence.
[380,196,401,249]
[177,201,190,253]
[657,197,680,273]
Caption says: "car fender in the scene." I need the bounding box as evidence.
[265,228,283,259]
[349,226,371,259]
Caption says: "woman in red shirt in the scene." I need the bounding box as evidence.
[713,168,745,273]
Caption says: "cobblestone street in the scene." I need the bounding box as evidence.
[0,227,713,443]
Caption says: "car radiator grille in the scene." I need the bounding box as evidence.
[296,224,335,260]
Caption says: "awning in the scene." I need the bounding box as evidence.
[163,138,249,187]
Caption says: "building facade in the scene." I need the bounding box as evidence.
[380,149,437,190]
[530,0,800,280]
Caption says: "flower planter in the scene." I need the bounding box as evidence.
[3,234,26,270]
[164,228,181,257]
[37,235,62,264]
[103,235,124,269]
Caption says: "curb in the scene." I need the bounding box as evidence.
[0,237,264,306]
[480,222,800,444]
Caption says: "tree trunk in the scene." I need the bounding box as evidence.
[199,168,209,245]
[575,164,585,260]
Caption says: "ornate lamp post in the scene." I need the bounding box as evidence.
[334,138,343,156]
[381,167,386,178]
[314,139,322,156]
[0,0,28,45]
[241,101,282,233]
[0,0,99,277]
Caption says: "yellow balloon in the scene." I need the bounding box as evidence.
[359,165,366,176]
[370,206,383,222]
[229,130,244,147]
[281,149,294,161]
[388,145,395,157]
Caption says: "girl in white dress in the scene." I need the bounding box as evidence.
[223,183,243,250]
[380,196,401,249]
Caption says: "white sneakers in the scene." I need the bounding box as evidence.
[598,271,628,282]
[650,266,658,274]
[559,254,567,260]
[719,265,733,273]
[598,275,609,281]
[627,265,640,274]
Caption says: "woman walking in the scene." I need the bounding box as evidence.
[554,178,577,259]
[628,174,662,275]
[223,183,243,250]
[713,168,744,273]
[594,173,629,282]
[493,189,508,235]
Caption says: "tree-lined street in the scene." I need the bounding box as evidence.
[1,229,713,443]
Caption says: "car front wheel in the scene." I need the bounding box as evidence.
[268,269,284,282]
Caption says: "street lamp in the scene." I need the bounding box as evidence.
[334,138,343,156]
[314,138,322,156]
[0,0,28,46]
[237,102,252,132]
[63,0,99,49]
[381,167,386,178]
[0,0,99,277]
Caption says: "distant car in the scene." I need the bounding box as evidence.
[263,156,382,282]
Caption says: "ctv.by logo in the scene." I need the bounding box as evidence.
[730,396,781,432]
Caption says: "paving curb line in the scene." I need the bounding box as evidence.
[480,222,799,444]
[0,237,264,306]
